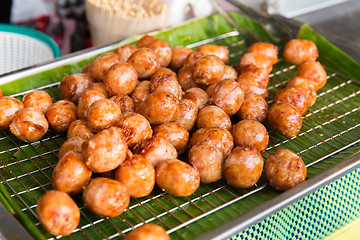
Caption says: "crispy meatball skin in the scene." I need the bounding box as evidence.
[0,88,2,98]
[83,177,130,217]
[297,61,327,91]
[150,73,182,100]
[67,119,94,139]
[223,146,263,188]
[197,45,229,63]
[183,87,209,110]
[0,97,24,130]
[58,137,86,159]
[177,66,197,91]
[155,159,200,197]
[147,39,172,67]
[114,44,138,62]
[104,62,138,96]
[196,105,232,130]
[232,120,269,152]
[37,190,80,236]
[193,55,225,85]
[170,46,192,71]
[23,90,53,113]
[52,151,92,195]
[87,99,121,133]
[89,52,121,81]
[137,35,156,48]
[128,48,159,79]
[10,108,49,142]
[83,127,128,173]
[236,65,269,98]
[268,102,302,138]
[264,149,307,191]
[237,93,268,122]
[287,76,317,107]
[115,154,155,198]
[77,89,107,120]
[59,73,92,103]
[46,100,77,133]
[174,99,198,131]
[183,51,204,68]
[130,80,151,106]
[237,52,272,74]
[153,122,189,154]
[221,65,237,81]
[110,94,135,115]
[247,42,278,65]
[283,39,318,65]
[124,224,170,240]
[274,87,308,116]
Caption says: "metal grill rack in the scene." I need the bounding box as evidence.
[0,29,360,240]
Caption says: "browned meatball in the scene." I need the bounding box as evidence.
[151,67,177,78]
[264,148,307,191]
[87,99,121,132]
[77,89,106,120]
[133,137,177,166]
[183,87,209,110]
[67,119,93,139]
[153,122,189,154]
[287,76,317,107]
[223,146,263,188]
[268,102,302,138]
[156,159,200,197]
[83,127,128,172]
[197,45,229,63]
[116,112,152,148]
[89,52,121,81]
[58,136,86,159]
[237,52,272,74]
[189,127,234,158]
[196,105,231,130]
[52,151,92,195]
[174,99,198,131]
[10,108,49,142]
[247,42,278,65]
[136,92,179,125]
[114,44,138,62]
[232,120,269,153]
[208,79,244,116]
[87,82,109,98]
[83,177,130,217]
[110,94,135,115]
[115,154,155,198]
[82,63,90,74]
[37,190,80,236]
[274,87,308,116]
[130,80,150,105]
[125,224,170,240]
[0,97,24,129]
[128,48,159,79]
[104,62,138,96]
[59,73,93,103]
[46,100,77,133]
[22,90,53,113]
[150,73,182,100]
[221,65,238,81]
[183,51,204,68]
[0,88,2,98]
[137,35,156,48]
[297,61,327,91]
[147,39,172,67]
[189,142,223,183]
[238,93,268,122]
[193,55,225,85]
[283,39,318,65]
[236,66,269,98]
[170,46,192,71]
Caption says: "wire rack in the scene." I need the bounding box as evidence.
[0,30,360,240]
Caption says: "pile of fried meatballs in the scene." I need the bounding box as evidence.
[0,35,327,238]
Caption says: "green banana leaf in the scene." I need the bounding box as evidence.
[0,12,360,240]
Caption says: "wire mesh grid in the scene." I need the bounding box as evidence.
[0,30,360,239]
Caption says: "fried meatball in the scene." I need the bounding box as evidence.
[0,88,2,98]
[46,100,77,133]
[208,79,244,116]
[153,122,189,154]
[115,154,155,198]
[183,87,209,110]
[247,42,278,65]
[82,63,90,74]
[174,99,198,131]
[170,46,192,71]
[114,44,138,62]
[10,108,48,142]
[264,148,307,191]
[77,89,107,120]
[128,48,159,79]
[59,73,93,103]
[189,142,223,183]
[125,224,170,240]
[147,39,172,67]
[156,159,200,197]
[236,66,269,98]
[110,94,135,115]
[193,55,225,85]
[150,73,182,100]
[238,93,268,122]
[83,127,128,172]
[297,61,327,91]
[37,190,79,236]
[116,112,152,148]
[52,151,92,195]
[274,87,308,116]
[135,92,179,125]
[151,67,177,78]
[104,62,138,96]
[86,82,109,98]
[67,119,93,139]
[223,146,263,188]
[87,99,121,132]
[283,39,318,65]
[197,45,229,63]
[58,136,86,159]
[287,76,317,107]
[0,97,24,130]
[196,105,231,130]
[83,177,130,217]
[130,80,151,106]
[237,52,272,74]
[137,35,156,48]
[89,52,121,81]
[183,51,204,68]
[221,65,238,81]
[268,102,302,138]
[133,137,177,166]
[22,90,53,113]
